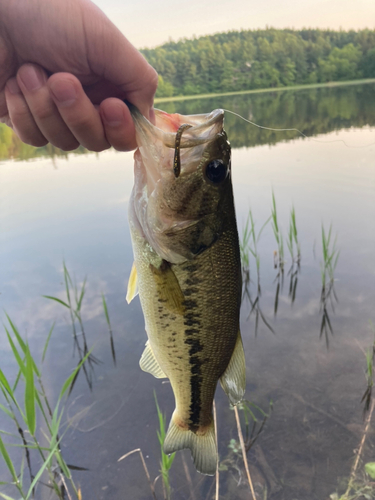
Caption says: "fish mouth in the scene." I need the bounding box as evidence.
[125,101,224,149]
[126,101,225,197]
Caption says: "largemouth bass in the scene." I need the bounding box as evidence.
[126,103,246,475]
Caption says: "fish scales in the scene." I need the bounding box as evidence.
[126,103,246,475]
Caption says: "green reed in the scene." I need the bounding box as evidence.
[0,315,89,500]
[102,293,116,365]
[286,205,301,265]
[320,224,340,288]
[240,208,270,291]
[154,392,175,500]
[43,262,109,389]
[318,224,340,345]
[361,321,375,416]
[271,191,284,271]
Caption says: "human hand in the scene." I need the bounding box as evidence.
[0,0,158,151]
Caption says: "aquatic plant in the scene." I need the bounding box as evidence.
[0,315,87,500]
[240,208,270,292]
[319,224,340,346]
[154,393,175,500]
[321,224,340,287]
[271,191,285,272]
[43,262,117,389]
[286,205,301,265]
[102,293,116,365]
[361,321,375,416]
[240,209,274,334]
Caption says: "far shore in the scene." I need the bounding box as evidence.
[154,78,375,104]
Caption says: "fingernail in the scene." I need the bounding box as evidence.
[19,65,45,92]
[50,80,77,107]
[6,78,21,95]
[102,104,124,126]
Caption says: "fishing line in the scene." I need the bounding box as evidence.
[222,108,375,149]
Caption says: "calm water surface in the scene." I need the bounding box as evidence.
[1,83,375,499]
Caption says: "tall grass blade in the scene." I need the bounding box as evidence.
[102,293,111,330]
[5,329,26,377]
[26,438,61,499]
[12,369,22,393]
[63,261,73,306]
[42,322,55,363]
[0,493,17,500]
[0,434,18,484]
[0,368,14,401]
[25,345,36,436]
[76,278,87,312]
[5,317,40,377]
[42,296,70,309]
[0,403,13,419]
[5,314,27,353]
[59,349,93,400]
[102,293,116,365]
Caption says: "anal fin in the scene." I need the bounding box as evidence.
[140,341,167,379]
[126,262,138,304]
[220,331,246,405]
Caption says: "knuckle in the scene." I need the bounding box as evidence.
[32,104,54,122]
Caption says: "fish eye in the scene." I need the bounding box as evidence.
[204,159,228,184]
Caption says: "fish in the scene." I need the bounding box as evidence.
[126,102,246,475]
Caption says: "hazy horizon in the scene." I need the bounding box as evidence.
[92,0,375,49]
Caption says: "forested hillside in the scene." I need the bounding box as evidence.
[141,29,375,97]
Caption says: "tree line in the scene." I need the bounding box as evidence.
[140,29,375,97]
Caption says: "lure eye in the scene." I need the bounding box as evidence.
[204,159,228,184]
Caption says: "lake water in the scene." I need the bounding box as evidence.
[1,83,375,499]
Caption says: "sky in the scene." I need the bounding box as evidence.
[92,0,375,48]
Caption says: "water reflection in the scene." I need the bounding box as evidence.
[1,83,374,161]
[161,83,375,148]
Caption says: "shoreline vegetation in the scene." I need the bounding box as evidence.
[154,77,375,103]
[143,28,375,99]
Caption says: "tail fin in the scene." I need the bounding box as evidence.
[163,412,217,475]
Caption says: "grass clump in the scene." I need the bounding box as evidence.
[0,315,88,499]
[271,191,284,272]
[240,208,270,293]
[319,224,340,346]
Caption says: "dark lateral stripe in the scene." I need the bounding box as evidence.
[186,338,204,429]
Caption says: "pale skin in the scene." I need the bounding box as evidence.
[0,0,158,152]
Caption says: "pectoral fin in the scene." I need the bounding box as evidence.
[126,262,138,304]
[140,341,167,379]
[220,331,246,405]
[149,260,185,315]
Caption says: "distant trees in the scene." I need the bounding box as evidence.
[140,29,375,97]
